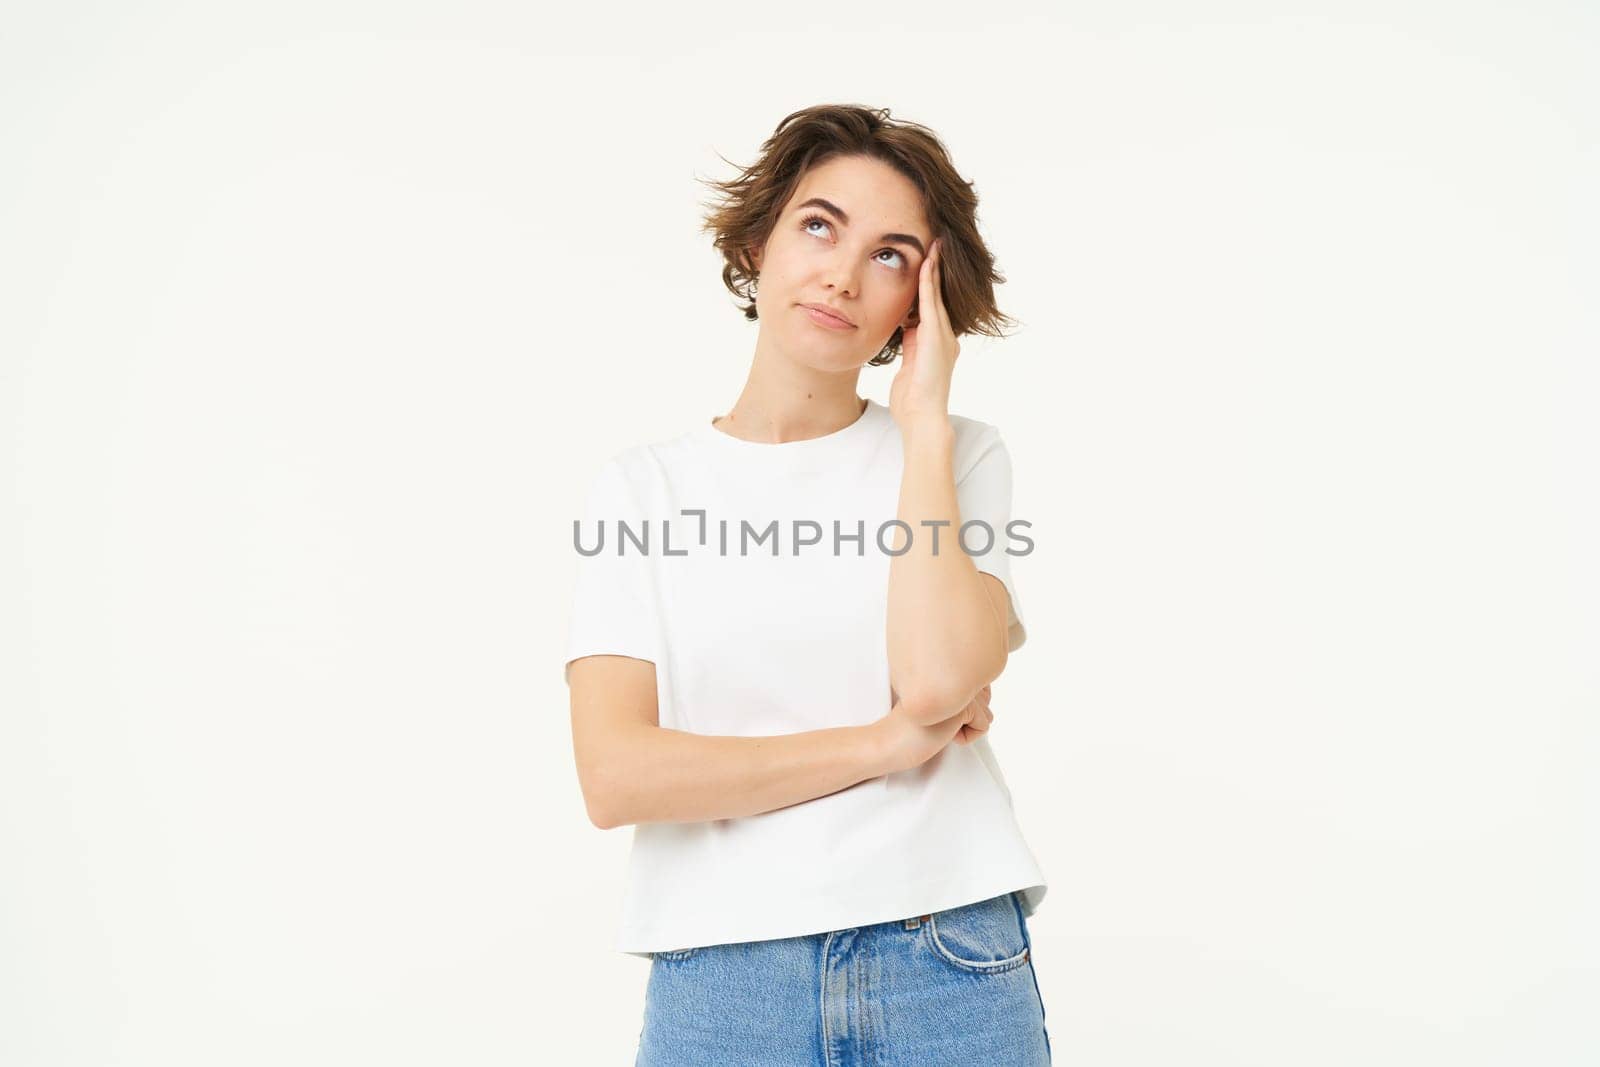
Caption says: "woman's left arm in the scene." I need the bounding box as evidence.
[885,237,1010,724]
[887,417,1010,724]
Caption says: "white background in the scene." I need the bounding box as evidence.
[4,3,1596,1064]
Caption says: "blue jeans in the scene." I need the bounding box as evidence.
[635,890,1052,1065]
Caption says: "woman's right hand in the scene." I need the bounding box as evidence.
[873,684,993,775]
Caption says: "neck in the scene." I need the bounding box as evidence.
[713,344,867,444]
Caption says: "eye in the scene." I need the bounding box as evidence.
[800,213,908,272]
[801,212,831,238]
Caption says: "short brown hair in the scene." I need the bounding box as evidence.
[697,104,1019,366]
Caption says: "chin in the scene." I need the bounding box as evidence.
[792,342,873,372]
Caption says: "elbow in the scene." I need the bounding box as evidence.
[892,627,1008,726]
[896,677,974,726]
[897,662,1004,726]
[582,779,616,829]
[587,786,639,830]
[586,796,618,830]
[578,726,653,830]
[580,764,631,830]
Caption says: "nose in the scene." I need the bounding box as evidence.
[823,251,860,298]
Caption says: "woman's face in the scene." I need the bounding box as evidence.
[750,154,932,369]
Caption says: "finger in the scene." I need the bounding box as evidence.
[917,243,937,325]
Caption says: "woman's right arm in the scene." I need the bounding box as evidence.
[568,655,990,828]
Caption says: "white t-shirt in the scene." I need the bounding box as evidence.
[564,397,1048,958]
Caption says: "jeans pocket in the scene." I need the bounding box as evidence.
[923,893,1032,975]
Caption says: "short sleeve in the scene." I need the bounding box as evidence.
[955,426,1029,654]
[563,457,663,685]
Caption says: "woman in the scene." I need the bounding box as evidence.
[565,104,1052,1065]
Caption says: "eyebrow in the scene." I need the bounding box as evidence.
[795,197,927,258]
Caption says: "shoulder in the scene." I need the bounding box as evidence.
[578,438,690,510]
[595,442,654,481]
[573,444,651,507]
[945,409,1012,480]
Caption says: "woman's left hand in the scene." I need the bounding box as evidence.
[889,238,958,430]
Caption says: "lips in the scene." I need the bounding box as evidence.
[799,303,855,327]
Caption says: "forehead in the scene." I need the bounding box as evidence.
[788,155,929,237]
